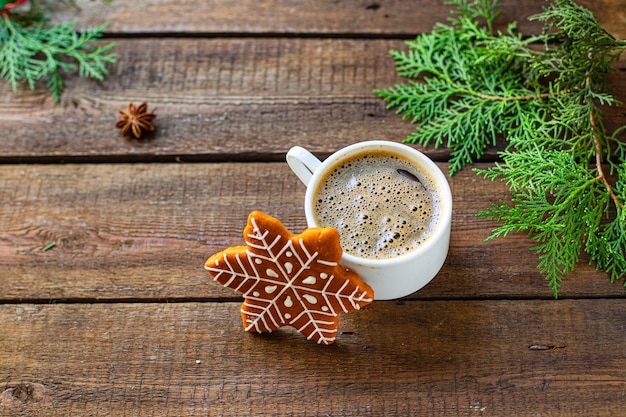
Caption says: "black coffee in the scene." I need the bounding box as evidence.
[313,150,440,260]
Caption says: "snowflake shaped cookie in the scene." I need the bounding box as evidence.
[205,211,374,344]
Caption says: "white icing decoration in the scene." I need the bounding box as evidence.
[302,276,316,285]
[284,296,293,308]
[205,215,374,345]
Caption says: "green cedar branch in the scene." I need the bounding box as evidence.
[375,0,626,296]
[0,0,115,102]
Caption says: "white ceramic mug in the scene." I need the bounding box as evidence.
[286,140,452,300]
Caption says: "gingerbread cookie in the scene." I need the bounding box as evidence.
[205,211,374,344]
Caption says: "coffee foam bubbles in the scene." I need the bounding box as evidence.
[313,151,440,260]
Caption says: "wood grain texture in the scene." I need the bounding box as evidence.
[1,162,623,301]
[1,38,624,162]
[2,2,626,414]
[48,0,626,38]
[0,38,417,161]
[1,300,625,416]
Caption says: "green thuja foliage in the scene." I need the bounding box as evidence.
[375,0,626,296]
[0,0,115,102]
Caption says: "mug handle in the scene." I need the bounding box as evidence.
[286,146,322,186]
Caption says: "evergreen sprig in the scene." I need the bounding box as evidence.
[375,0,626,296]
[0,0,115,102]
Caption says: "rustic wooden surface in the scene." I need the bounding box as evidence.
[1,0,626,416]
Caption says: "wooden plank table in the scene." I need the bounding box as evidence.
[1,0,626,415]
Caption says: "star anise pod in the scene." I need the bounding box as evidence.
[116,102,157,139]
